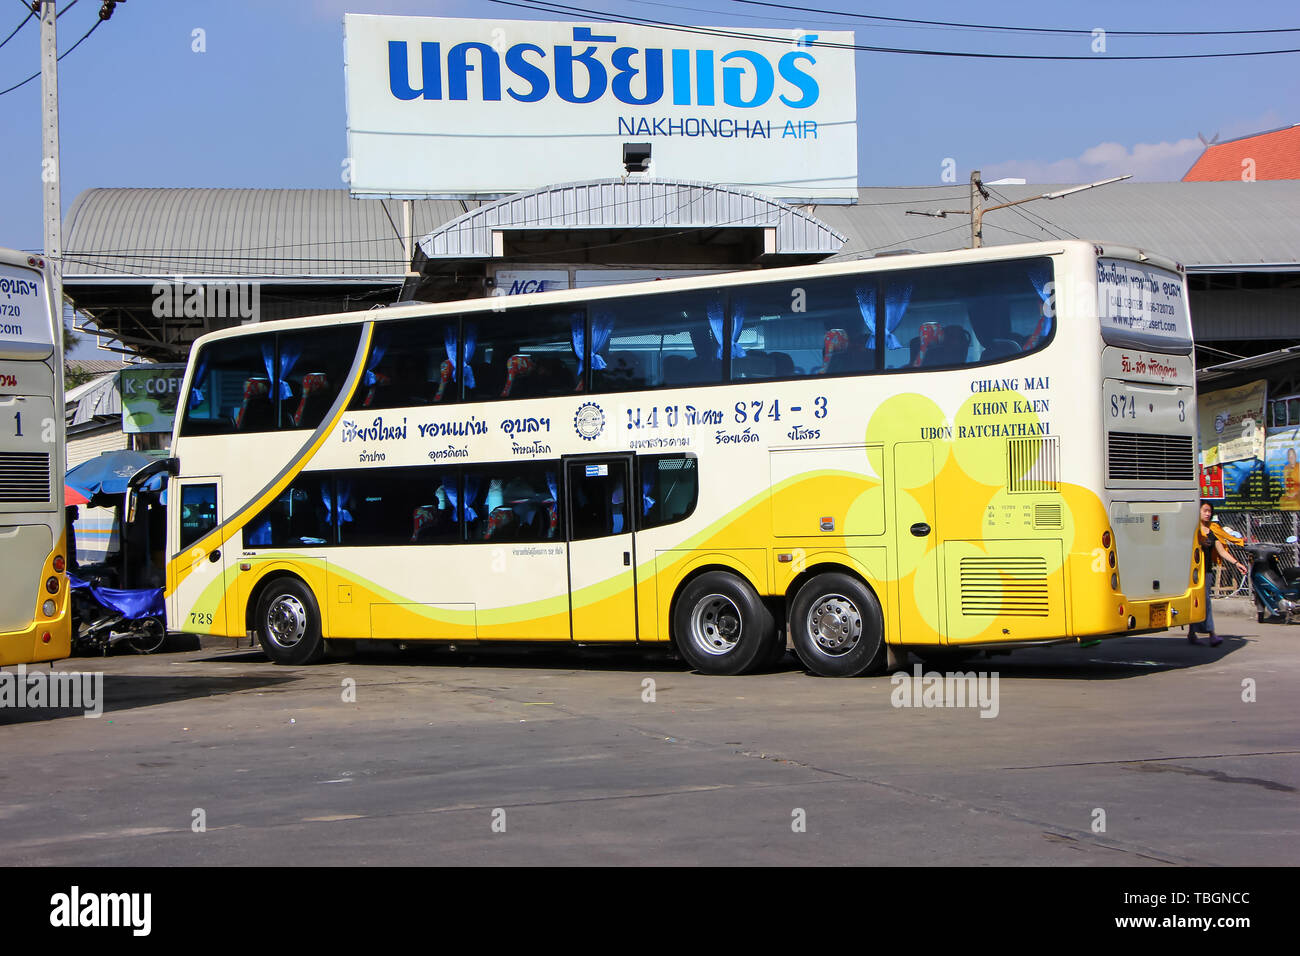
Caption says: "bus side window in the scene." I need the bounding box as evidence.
[590,290,724,392]
[280,326,362,429]
[639,455,698,529]
[349,318,461,411]
[471,307,581,400]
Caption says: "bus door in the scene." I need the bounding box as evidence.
[564,455,638,642]
[893,442,943,644]
[169,477,232,636]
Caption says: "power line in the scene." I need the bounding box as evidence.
[0,2,102,98]
[484,0,1300,59]
[0,4,32,52]
[729,0,1300,38]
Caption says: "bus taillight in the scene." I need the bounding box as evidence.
[41,632,51,644]
[53,555,65,573]
[1102,531,1111,549]
[45,576,59,594]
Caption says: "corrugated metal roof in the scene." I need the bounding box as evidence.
[63,188,471,279]
[819,181,1300,268]
[419,179,847,258]
[61,180,1300,279]
[65,371,120,426]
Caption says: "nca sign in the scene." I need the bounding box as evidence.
[343,15,857,202]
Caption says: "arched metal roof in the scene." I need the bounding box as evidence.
[417,179,847,259]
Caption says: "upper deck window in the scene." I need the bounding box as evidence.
[181,325,360,436]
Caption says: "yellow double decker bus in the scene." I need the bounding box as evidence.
[0,248,70,666]
[165,240,1202,676]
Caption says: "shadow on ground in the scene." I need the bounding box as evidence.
[0,672,299,725]
[190,632,1249,680]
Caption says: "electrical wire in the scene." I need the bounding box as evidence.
[0,11,102,98]
[0,5,34,53]
[728,0,1300,38]
[484,0,1300,59]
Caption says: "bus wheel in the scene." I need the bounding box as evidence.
[789,574,885,677]
[256,579,325,665]
[673,571,777,675]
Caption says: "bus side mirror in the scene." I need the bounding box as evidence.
[164,457,180,475]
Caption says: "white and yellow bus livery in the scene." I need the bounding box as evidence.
[166,240,1202,676]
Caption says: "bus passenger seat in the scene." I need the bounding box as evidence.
[293,372,332,427]
[234,377,274,430]
[981,338,1023,361]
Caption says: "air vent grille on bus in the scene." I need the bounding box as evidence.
[960,556,1050,617]
[1007,437,1059,493]
[1107,432,1196,482]
[0,452,51,503]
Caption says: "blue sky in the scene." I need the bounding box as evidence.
[1,0,1297,255]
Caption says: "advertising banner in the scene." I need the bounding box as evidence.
[1198,379,1266,467]
[1199,463,1224,500]
[0,261,53,358]
[121,366,185,434]
[344,15,858,201]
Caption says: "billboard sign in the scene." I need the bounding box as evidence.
[343,15,858,202]
[1198,379,1266,467]
[121,365,185,434]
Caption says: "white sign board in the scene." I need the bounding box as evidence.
[1096,258,1191,352]
[494,270,570,295]
[0,262,53,359]
[344,15,858,202]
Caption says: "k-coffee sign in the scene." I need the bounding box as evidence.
[343,15,858,202]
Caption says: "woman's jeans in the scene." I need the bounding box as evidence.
[1189,573,1215,636]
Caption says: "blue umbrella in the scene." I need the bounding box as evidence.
[66,450,163,504]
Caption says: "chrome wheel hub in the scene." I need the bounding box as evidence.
[807,595,861,655]
[689,595,743,656]
[266,594,308,648]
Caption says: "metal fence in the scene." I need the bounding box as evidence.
[1212,510,1300,602]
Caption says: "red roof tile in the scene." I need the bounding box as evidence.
[1183,125,1300,181]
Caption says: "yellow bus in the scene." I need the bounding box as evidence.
[165,240,1202,676]
[0,248,70,666]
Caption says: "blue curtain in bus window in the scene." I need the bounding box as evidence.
[545,471,558,537]
[247,517,271,547]
[463,475,480,523]
[441,476,461,522]
[708,297,726,358]
[854,286,877,348]
[1025,262,1053,348]
[610,482,625,534]
[277,340,302,399]
[188,352,210,409]
[573,313,615,380]
[363,331,389,386]
[729,300,747,358]
[320,482,352,529]
[592,312,614,370]
[462,324,478,388]
[884,282,912,350]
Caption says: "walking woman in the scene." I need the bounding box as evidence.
[1189,500,1248,646]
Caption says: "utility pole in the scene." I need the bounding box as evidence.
[907,172,1133,249]
[39,1,61,324]
[970,169,987,249]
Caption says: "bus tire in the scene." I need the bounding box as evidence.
[789,573,885,677]
[255,578,325,666]
[673,571,777,675]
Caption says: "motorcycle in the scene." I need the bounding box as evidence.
[69,566,167,655]
[1247,535,1300,623]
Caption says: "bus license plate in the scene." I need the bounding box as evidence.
[1150,603,1168,628]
